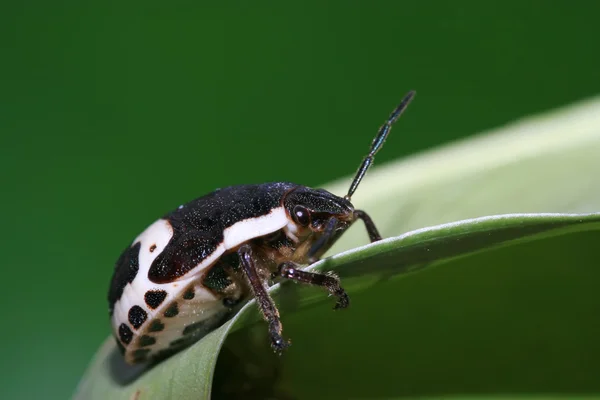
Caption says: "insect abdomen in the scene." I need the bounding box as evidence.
[113,280,231,364]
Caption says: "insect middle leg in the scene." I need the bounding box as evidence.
[278,261,349,309]
[237,244,290,352]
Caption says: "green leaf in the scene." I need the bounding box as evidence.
[75,96,600,399]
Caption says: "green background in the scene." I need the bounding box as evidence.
[2,2,599,399]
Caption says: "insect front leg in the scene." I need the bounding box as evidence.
[278,261,349,309]
[237,244,290,353]
[354,210,382,242]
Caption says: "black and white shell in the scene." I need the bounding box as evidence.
[108,182,299,363]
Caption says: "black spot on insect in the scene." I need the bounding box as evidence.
[118,323,133,345]
[116,339,126,355]
[164,303,179,318]
[148,319,165,332]
[139,335,156,347]
[144,290,167,309]
[133,348,150,357]
[132,348,151,362]
[108,242,141,315]
[170,337,189,348]
[202,263,234,293]
[128,305,148,329]
[149,244,157,253]
[182,320,207,336]
[149,234,220,284]
[183,287,195,300]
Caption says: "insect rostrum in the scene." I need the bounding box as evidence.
[108,91,416,364]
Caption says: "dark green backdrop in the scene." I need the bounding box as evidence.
[2,2,599,399]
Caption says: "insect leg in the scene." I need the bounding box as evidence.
[307,217,338,261]
[354,209,382,242]
[237,244,290,352]
[278,261,349,309]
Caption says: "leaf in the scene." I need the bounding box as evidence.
[217,213,600,398]
[74,96,600,399]
[281,235,600,398]
[76,213,600,400]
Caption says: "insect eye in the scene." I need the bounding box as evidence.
[292,205,311,226]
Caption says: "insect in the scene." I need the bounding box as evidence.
[108,90,416,364]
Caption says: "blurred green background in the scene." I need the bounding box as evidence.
[2,2,600,399]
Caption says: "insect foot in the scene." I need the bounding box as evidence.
[333,288,350,310]
[270,333,291,354]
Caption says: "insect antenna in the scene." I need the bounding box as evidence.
[345,90,416,200]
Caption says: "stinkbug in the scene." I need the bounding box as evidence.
[108,91,416,364]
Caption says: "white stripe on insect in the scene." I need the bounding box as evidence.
[222,207,288,249]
